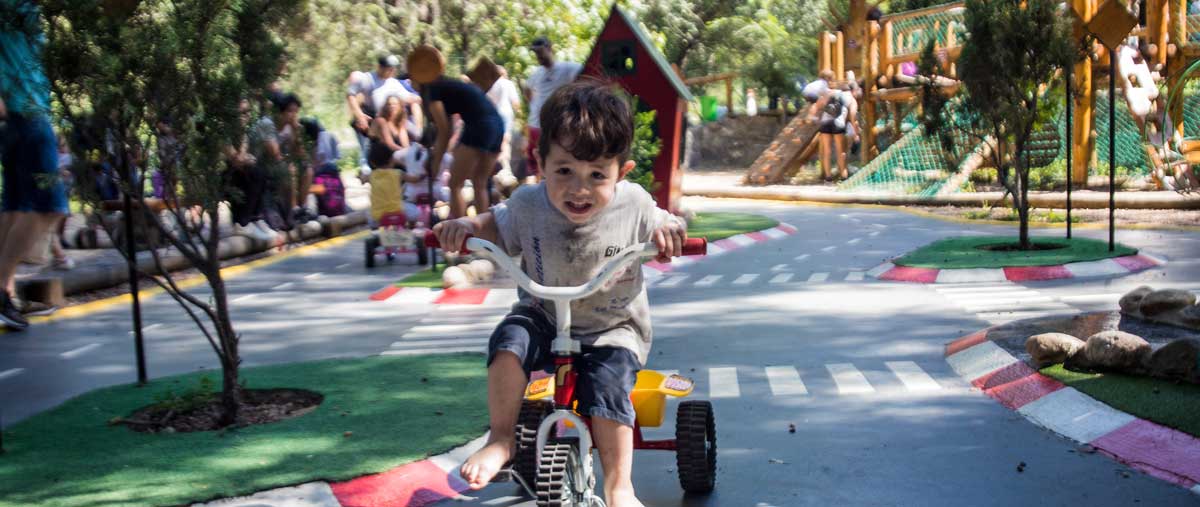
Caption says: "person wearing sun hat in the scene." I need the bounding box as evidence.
[408,45,504,219]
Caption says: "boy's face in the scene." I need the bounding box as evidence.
[540,142,633,224]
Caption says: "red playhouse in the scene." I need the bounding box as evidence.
[581,5,693,213]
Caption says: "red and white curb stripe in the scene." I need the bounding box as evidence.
[193,437,487,507]
[945,330,1200,494]
[642,222,797,278]
[870,253,1165,284]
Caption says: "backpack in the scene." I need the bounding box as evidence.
[822,92,844,119]
[314,173,347,217]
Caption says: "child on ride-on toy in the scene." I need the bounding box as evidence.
[433,81,686,507]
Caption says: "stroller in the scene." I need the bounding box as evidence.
[364,147,435,268]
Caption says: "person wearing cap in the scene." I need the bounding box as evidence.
[346,55,413,172]
[408,46,504,219]
[524,36,582,184]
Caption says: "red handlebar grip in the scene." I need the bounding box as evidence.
[422,230,471,252]
[681,237,707,256]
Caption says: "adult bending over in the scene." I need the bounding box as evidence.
[408,46,504,218]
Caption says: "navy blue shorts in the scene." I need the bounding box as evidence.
[460,114,504,154]
[487,309,640,427]
[1,112,68,214]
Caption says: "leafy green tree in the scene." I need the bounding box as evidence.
[918,0,1073,248]
[40,0,301,426]
[628,108,661,194]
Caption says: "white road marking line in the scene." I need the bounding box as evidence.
[794,254,810,262]
[959,297,1058,311]
[765,366,808,396]
[695,275,723,287]
[130,323,163,335]
[934,285,1028,294]
[732,274,759,285]
[658,275,689,288]
[769,273,794,284]
[770,264,789,272]
[847,238,861,245]
[821,246,837,252]
[232,294,258,303]
[807,272,829,283]
[948,291,1046,302]
[885,361,942,392]
[336,263,351,269]
[381,346,485,356]
[61,343,103,360]
[709,367,741,398]
[402,322,502,338]
[1058,293,1122,303]
[0,368,25,381]
[272,282,295,291]
[304,272,323,280]
[869,231,880,237]
[390,337,490,348]
[826,363,875,394]
[976,309,1079,321]
[845,271,865,281]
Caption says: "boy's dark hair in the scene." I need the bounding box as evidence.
[538,80,633,165]
[274,92,301,112]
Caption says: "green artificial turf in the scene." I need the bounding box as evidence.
[397,263,451,287]
[687,212,779,241]
[893,236,1137,269]
[1040,364,1200,438]
[0,354,488,507]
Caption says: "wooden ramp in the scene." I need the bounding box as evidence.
[744,115,820,185]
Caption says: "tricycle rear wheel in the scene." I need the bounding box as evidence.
[675,400,716,493]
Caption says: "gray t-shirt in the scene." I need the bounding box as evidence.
[492,181,682,364]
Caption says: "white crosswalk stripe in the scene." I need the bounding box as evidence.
[695,275,723,287]
[732,274,759,285]
[935,282,1077,324]
[845,271,865,281]
[770,264,789,272]
[0,368,25,381]
[846,238,861,245]
[765,366,808,396]
[708,367,741,398]
[658,275,689,288]
[769,273,794,284]
[807,272,829,283]
[794,254,811,262]
[827,363,875,394]
[886,361,942,391]
[821,246,837,252]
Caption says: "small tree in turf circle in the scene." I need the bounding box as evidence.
[918,0,1075,249]
[39,0,302,427]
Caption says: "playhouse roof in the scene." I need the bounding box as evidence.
[605,5,694,102]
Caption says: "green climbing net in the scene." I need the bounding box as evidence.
[885,2,967,59]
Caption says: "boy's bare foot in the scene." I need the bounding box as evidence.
[459,438,515,490]
[605,485,645,507]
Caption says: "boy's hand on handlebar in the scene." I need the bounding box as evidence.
[653,222,687,263]
[433,218,474,253]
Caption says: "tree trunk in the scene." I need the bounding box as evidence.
[210,269,243,427]
[1018,159,1031,250]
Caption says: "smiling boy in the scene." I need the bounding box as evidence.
[432,81,686,507]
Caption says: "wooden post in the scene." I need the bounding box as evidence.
[863,20,880,163]
[835,31,846,79]
[725,77,733,116]
[1166,0,1187,140]
[820,32,832,74]
[1071,0,1097,183]
[846,0,867,77]
[1145,0,1169,70]
[881,21,894,84]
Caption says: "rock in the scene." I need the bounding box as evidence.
[1145,339,1200,383]
[1118,286,1154,314]
[1139,289,1196,317]
[1081,331,1152,372]
[1025,333,1086,367]
[442,265,469,288]
[1178,305,1200,329]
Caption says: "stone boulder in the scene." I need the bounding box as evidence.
[1145,339,1200,384]
[1079,331,1152,372]
[1025,333,1086,367]
[1179,305,1200,329]
[1139,289,1197,317]
[1118,286,1154,314]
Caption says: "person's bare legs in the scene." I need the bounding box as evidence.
[593,417,644,507]
[818,133,832,180]
[835,134,848,180]
[448,146,483,219]
[459,351,527,489]
[0,211,63,295]
[471,151,500,214]
[50,214,68,264]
